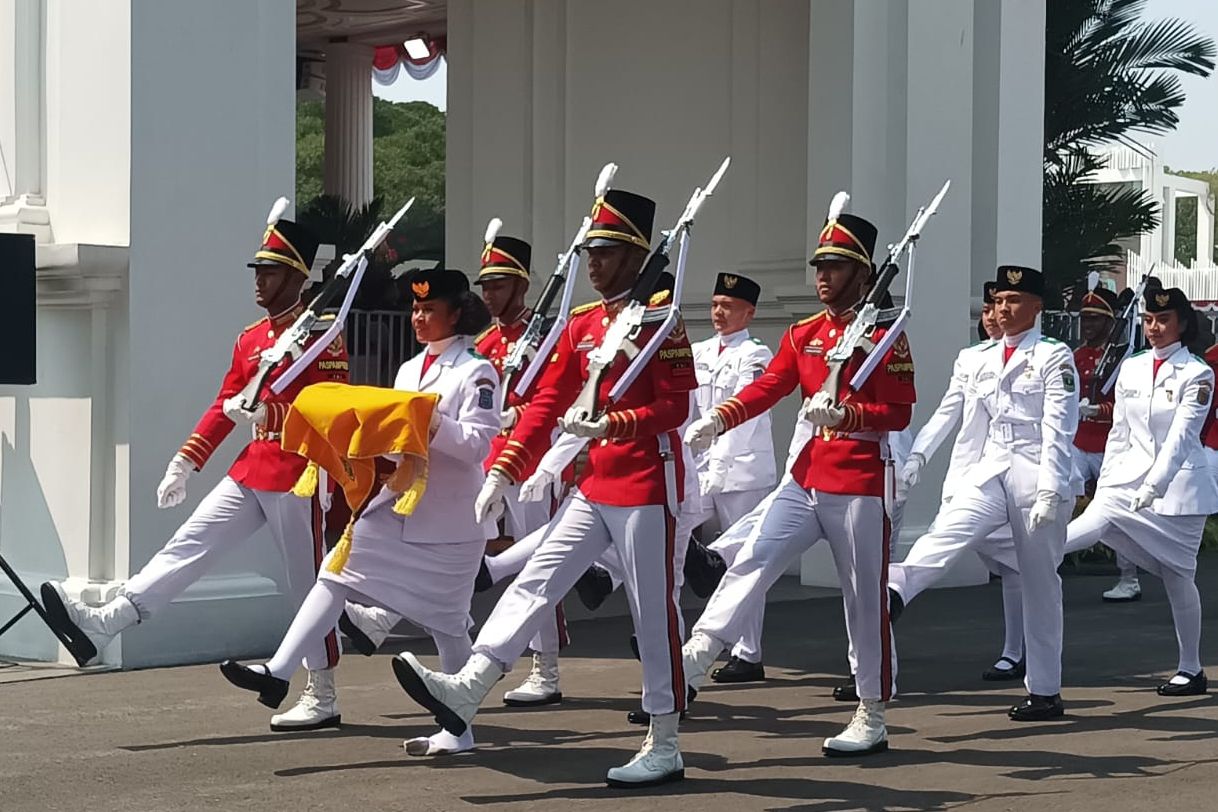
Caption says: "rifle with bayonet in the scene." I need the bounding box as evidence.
[1090,273,1154,400]
[235,196,416,412]
[503,163,619,400]
[820,180,950,400]
[563,157,731,424]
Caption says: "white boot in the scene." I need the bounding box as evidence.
[392,652,503,736]
[270,669,341,731]
[682,631,724,689]
[605,711,685,788]
[823,699,888,756]
[1102,577,1141,602]
[404,726,476,756]
[42,582,139,666]
[502,651,562,707]
[340,602,399,655]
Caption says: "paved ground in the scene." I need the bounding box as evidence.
[3,562,1217,812]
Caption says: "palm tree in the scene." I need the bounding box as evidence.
[1043,0,1214,285]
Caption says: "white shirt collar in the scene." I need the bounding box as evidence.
[1152,341,1181,360]
[716,328,750,347]
[425,335,461,356]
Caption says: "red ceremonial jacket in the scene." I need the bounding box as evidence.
[177,306,350,492]
[476,311,534,473]
[491,295,696,507]
[1203,344,1218,450]
[1073,344,1116,454]
[715,309,915,497]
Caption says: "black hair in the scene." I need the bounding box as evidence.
[1179,304,1200,348]
[977,317,988,342]
[450,290,492,336]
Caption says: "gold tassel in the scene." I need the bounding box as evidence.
[292,461,319,498]
[325,520,354,574]
[393,459,429,516]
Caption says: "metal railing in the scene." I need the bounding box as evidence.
[344,309,420,386]
[1042,309,1218,352]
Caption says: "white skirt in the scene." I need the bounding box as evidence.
[318,520,484,638]
[1074,486,1206,578]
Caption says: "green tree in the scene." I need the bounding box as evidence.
[1043,0,1214,287]
[296,97,445,265]
[1166,167,1218,265]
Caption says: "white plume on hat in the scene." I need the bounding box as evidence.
[484,217,503,246]
[827,191,850,221]
[266,196,290,226]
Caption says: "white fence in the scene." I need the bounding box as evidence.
[1126,251,1218,304]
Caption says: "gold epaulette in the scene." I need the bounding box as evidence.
[242,317,268,333]
[570,300,601,316]
[473,324,496,344]
[310,313,336,332]
[648,290,672,307]
[795,310,827,327]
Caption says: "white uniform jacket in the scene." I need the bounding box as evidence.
[908,341,994,498]
[692,330,776,492]
[960,330,1079,505]
[1098,345,1218,516]
[361,335,501,543]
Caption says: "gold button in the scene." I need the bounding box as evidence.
[600,439,608,446]
[501,336,508,344]
[602,317,610,326]
[829,329,836,338]
[268,331,275,338]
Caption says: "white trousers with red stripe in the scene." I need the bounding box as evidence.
[475,491,687,715]
[121,476,338,670]
[693,479,895,701]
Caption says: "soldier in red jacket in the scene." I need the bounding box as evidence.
[391,189,699,788]
[41,217,348,708]
[682,212,915,757]
[1072,285,1143,601]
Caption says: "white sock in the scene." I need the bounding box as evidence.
[1162,571,1203,676]
[264,580,348,679]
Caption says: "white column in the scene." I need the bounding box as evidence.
[324,41,374,206]
[1161,185,1176,263]
[1198,190,1215,266]
[12,0,44,201]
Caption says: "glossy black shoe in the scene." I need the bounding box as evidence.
[1008,693,1064,721]
[888,587,904,623]
[474,559,494,593]
[626,686,696,725]
[338,611,377,657]
[982,656,1025,682]
[574,565,614,611]
[683,538,727,598]
[711,656,766,684]
[220,660,290,709]
[1157,671,1208,697]
[833,674,858,702]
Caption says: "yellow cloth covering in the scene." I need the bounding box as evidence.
[282,382,439,573]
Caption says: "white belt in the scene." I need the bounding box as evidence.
[989,422,1040,444]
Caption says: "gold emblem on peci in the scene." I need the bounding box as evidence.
[1006,268,1023,286]
[412,281,430,299]
[723,274,739,289]
[1156,293,1170,307]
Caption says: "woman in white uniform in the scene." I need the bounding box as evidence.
[1063,287,1218,696]
[220,268,502,751]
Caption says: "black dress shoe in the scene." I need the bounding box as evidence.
[711,656,766,684]
[683,539,727,598]
[888,587,904,623]
[338,611,377,657]
[626,686,697,725]
[220,660,290,709]
[982,656,1026,682]
[574,565,613,611]
[833,674,858,702]
[39,582,98,667]
[1157,671,1208,697]
[1008,693,1064,721]
[474,559,494,593]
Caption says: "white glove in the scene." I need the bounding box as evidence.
[1027,493,1059,533]
[520,467,558,503]
[803,392,845,428]
[500,407,519,430]
[685,413,724,453]
[1079,398,1100,420]
[1130,483,1158,512]
[559,412,610,439]
[156,453,194,509]
[474,469,510,525]
[222,395,267,427]
[900,452,926,490]
[700,467,727,498]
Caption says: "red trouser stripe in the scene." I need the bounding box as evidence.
[664,507,686,712]
[556,603,570,650]
[878,509,893,702]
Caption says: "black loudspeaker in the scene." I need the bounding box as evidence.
[0,233,36,385]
